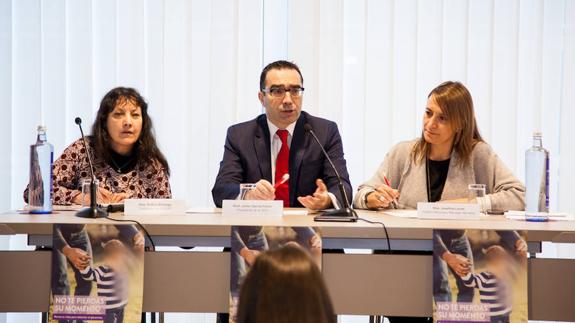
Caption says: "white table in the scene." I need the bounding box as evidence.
[1,209,574,320]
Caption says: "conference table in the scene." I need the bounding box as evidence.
[1,208,574,321]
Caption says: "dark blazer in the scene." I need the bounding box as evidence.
[212,111,352,208]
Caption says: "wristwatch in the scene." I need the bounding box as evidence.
[363,190,375,208]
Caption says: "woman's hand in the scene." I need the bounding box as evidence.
[366,185,399,209]
[442,251,471,277]
[98,187,129,203]
[72,191,85,205]
[72,187,129,205]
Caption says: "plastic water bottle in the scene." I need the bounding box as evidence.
[28,126,54,213]
[525,132,549,221]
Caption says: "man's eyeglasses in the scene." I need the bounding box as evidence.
[262,86,305,98]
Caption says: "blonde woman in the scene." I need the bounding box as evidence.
[354,81,526,323]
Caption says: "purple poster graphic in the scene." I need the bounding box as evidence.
[52,295,105,320]
[49,223,145,323]
[433,229,528,323]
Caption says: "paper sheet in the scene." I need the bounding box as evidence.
[382,210,419,218]
[283,209,309,216]
[186,207,222,214]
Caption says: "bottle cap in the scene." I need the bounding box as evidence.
[532,131,542,137]
[37,125,47,132]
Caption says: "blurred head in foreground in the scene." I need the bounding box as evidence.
[236,244,335,323]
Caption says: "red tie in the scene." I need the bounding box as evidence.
[275,129,290,207]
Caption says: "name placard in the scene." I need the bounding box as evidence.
[222,200,283,217]
[124,199,186,216]
[417,202,480,220]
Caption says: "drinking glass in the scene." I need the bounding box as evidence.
[239,183,257,200]
[468,183,487,213]
[81,179,99,206]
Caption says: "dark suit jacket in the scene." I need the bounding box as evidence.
[212,111,352,208]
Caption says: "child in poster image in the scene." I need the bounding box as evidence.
[80,239,130,323]
[458,245,516,323]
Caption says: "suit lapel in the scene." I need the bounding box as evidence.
[290,113,309,204]
[254,116,272,182]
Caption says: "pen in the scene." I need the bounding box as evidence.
[274,174,290,189]
[382,175,399,208]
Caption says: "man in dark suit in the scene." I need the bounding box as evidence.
[212,60,352,322]
[212,60,352,209]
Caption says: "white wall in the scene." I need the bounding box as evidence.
[1,0,574,211]
[1,0,574,322]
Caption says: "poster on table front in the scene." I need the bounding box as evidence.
[432,229,528,323]
[49,223,145,323]
[228,225,323,322]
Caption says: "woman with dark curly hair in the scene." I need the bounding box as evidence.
[23,88,170,322]
[25,86,171,205]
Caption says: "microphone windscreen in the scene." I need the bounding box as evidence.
[75,117,82,125]
[304,123,313,132]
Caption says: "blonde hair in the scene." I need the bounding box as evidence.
[412,81,483,166]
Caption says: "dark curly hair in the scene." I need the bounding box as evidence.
[91,87,170,175]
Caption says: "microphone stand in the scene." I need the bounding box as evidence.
[314,182,358,222]
[74,117,108,218]
[304,124,357,222]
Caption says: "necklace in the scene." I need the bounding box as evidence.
[110,157,134,173]
[426,157,431,202]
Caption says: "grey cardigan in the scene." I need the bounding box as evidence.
[353,140,525,211]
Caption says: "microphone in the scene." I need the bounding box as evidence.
[74,117,107,218]
[304,123,357,222]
